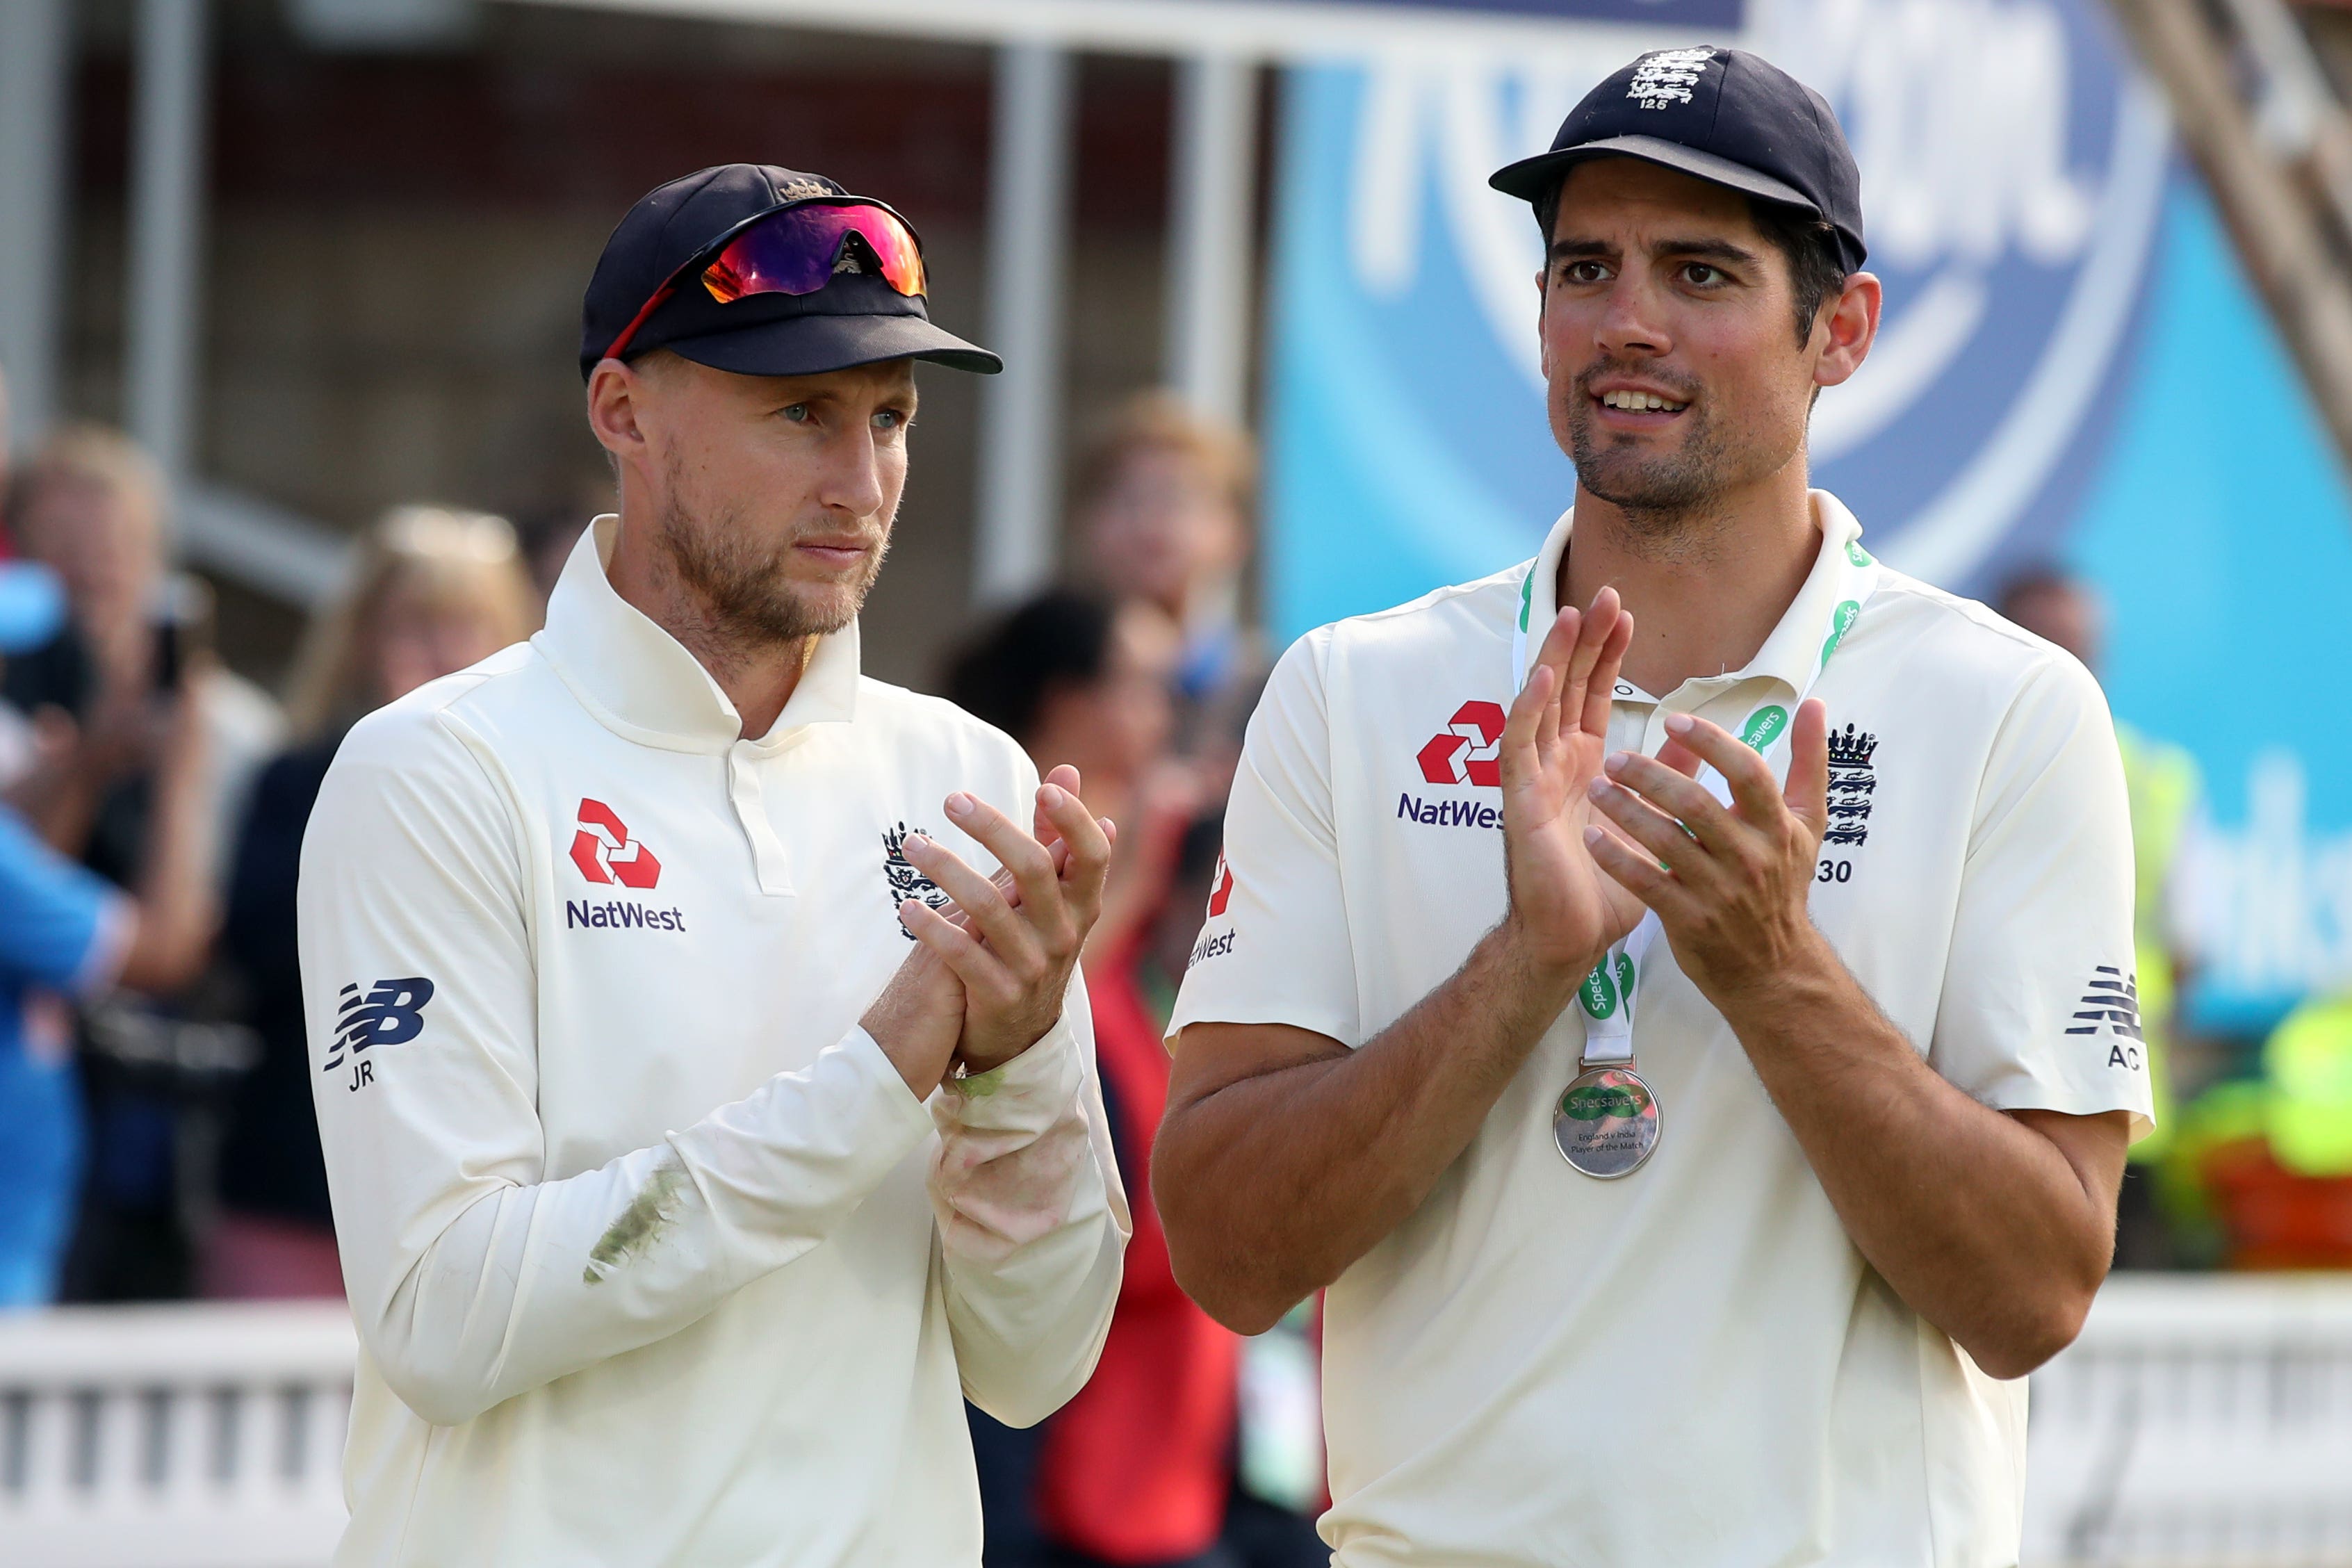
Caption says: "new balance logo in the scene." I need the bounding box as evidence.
[325,977,435,1090]
[570,799,662,889]
[2066,966,2147,1069]
[1417,701,1505,787]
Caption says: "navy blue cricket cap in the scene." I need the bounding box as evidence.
[1489,47,1866,275]
[578,163,1002,383]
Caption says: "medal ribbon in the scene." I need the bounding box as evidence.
[1509,535,1880,1068]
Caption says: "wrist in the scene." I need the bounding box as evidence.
[1483,917,1595,1019]
[1708,927,1844,1030]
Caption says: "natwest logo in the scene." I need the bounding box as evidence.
[1416,701,1505,787]
[569,799,662,889]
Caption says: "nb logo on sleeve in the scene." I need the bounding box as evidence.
[2065,965,2146,1070]
[325,977,436,1091]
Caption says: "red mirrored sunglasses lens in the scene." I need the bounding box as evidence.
[701,202,926,304]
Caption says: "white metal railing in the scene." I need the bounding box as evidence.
[0,1302,354,1568]
[3,1277,2351,1567]
[2023,1274,2352,1566]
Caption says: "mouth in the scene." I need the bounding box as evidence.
[1589,386,1692,430]
[794,540,872,571]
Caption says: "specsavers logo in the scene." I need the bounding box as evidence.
[1416,701,1505,787]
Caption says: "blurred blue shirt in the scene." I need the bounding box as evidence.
[0,803,121,1307]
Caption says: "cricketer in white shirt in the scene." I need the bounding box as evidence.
[1166,493,2153,1565]
[299,516,1127,1564]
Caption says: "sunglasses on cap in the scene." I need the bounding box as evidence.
[600,197,930,364]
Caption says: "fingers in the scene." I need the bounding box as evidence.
[1033,780,1113,922]
[901,899,1022,1011]
[902,831,1045,970]
[1500,662,1558,797]
[1580,607,1633,740]
[1786,699,1830,837]
[1560,589,1620,739]
[1032,764,1083,846]
[1596,751,1738,855]
[1524,607,1579,754]
[1659,712,1783,821]
[1582,822,1697,922]
[944,790,1063,929]
[1586,773,1709,873]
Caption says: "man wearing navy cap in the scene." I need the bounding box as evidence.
[300,166,1127,1565]
[1158,49,2147,1565]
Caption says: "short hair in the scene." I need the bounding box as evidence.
[1072,391,1257,529]
[1533,173,1849,348]
[945,589,1117,746]
[6,423,168,537]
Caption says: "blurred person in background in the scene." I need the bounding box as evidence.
[3,423,281,1300]
[3,426,285,858]
[0,558,217,1305]
[206,508,537,1300]
[949,591,1323,1568]
[1074,394,1264,768]
[1999,564,2206,1268]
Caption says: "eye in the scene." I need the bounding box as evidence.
[1681,263,1728,287]
[779,402,812,423]
[872,407,908,432]
[1562,260,1610,285]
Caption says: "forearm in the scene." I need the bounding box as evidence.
[1726,946,2115,1378]
[342,1027,933,1425]
[931,1020,1127,1426]
[121,744,217,991]
[1159,924,1580,1333]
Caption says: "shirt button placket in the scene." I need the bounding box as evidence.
[728,744,795,897]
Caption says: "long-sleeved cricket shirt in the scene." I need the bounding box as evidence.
[300,516,1127,1567]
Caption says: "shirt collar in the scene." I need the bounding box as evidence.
[1521,490,1872,701]
[534,514,863,753]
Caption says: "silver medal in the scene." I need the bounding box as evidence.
[1553,1066,1660,1178]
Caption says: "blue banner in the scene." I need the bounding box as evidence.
[1261,2,2352,1027]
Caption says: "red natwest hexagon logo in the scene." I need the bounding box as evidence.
[1207,852,1234,917]
[1416,701,1505,787]
[569,799,662,889]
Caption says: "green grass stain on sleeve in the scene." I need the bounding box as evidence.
[954,1065,1007,1099]
[583,1161,689,1285]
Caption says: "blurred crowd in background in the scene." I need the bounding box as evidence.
[0,357,1334,1568]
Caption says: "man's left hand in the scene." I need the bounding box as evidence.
[897,764,1114,1073]
[1581,699,1836,1005]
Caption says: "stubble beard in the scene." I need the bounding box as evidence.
[1562,363,1791,555]
[653,475,888,655]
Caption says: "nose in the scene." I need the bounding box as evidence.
[816,420,889,520]
[1592,273,1672,362]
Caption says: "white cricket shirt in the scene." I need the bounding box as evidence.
[300,518,1127,1567]
[1170,492,2152,1568]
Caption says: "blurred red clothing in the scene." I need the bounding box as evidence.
[1036,938,1239,1565]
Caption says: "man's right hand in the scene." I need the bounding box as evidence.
[1495,589,1644,985]
[860,942,966,1100]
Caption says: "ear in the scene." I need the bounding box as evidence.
[586,359,653,467]
[1812,272,1882,391]
[1535,268,1553,382]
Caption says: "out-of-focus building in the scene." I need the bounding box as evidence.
[1,0,1264,693]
